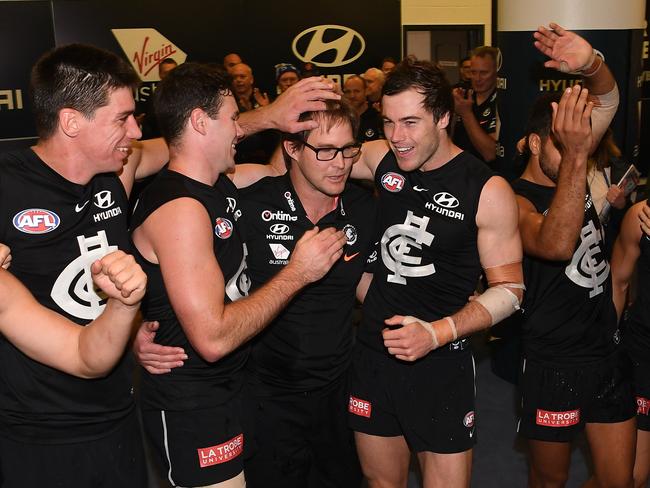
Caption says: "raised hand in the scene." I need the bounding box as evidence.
[534,23,595,73]
[551,85,593,160]
[287,227,346,284]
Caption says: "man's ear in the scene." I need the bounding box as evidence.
[436,111,451,131]
[283,139,300,161]
[58,109,81,137]
[528,133,541,156]
[190,108,208,135]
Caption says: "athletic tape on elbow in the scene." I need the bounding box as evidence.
[474,284,523,325]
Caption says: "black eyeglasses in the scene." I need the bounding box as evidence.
[302,141,362,161]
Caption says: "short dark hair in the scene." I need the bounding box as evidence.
[30,44,139,139]
[282,98,360,168]
[522,93,561,159]
[160,58,178,67]
[154,62,232,146]
[383,58,454,132]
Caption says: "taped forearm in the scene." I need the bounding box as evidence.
[590,84,618,148]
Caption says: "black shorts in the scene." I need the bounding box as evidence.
[626,347,650,432]
[142,400,245,487]
[0,409,146,488]
[242,375,361,488]
[518,353,635,442]
[348,343,476,454]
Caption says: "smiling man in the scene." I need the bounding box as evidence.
[0,44,155,487]
[0,43,341,488]
[130,63,347,488]
[347,58,523,487]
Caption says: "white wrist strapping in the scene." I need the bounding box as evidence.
[403,315,438,349]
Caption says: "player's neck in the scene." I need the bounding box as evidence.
[419,137,462,172]
[521,158,556,187]
[475,86,494,106]
[32,139,95,186]
[167,146,221,186]
[290,170,338,224]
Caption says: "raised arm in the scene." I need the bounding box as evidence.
[350,139,390,181]
[611,201,644,320]
[133,198,346,362]
[0,251,146,378]
[534,22,617,149]
[518,85,593,260]
[383,176,523,361]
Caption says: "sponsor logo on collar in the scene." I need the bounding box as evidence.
[283,191,296,211]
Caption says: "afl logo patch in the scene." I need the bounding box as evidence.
[381,172,405,193]
[463,411,475,428]
[214,217,233,239]
[433,192,459,209]
[343,224,358,245]
[13,208,60,234]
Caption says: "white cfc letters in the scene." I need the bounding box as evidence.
[381,211,435,284]
[225,243,251,301]
[51,230,117,320]
[565,220,610,298]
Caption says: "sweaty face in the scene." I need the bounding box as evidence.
[206,95,243,172]
[75,87,141,174]
[382,88,444,173]
[230,65,253,97]
[343,78,367,111]
[277,72,299,93]
[470,55,497,97]
[291,121,355,198]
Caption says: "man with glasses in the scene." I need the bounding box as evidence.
[239,98,376,488]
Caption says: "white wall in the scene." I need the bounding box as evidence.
[401,0,493,45]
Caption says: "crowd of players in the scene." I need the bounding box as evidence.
[0,19,648,488]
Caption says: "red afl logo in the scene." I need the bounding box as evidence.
[214,217,233,239]
[381,172,405,193]
[12,208,60,234]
